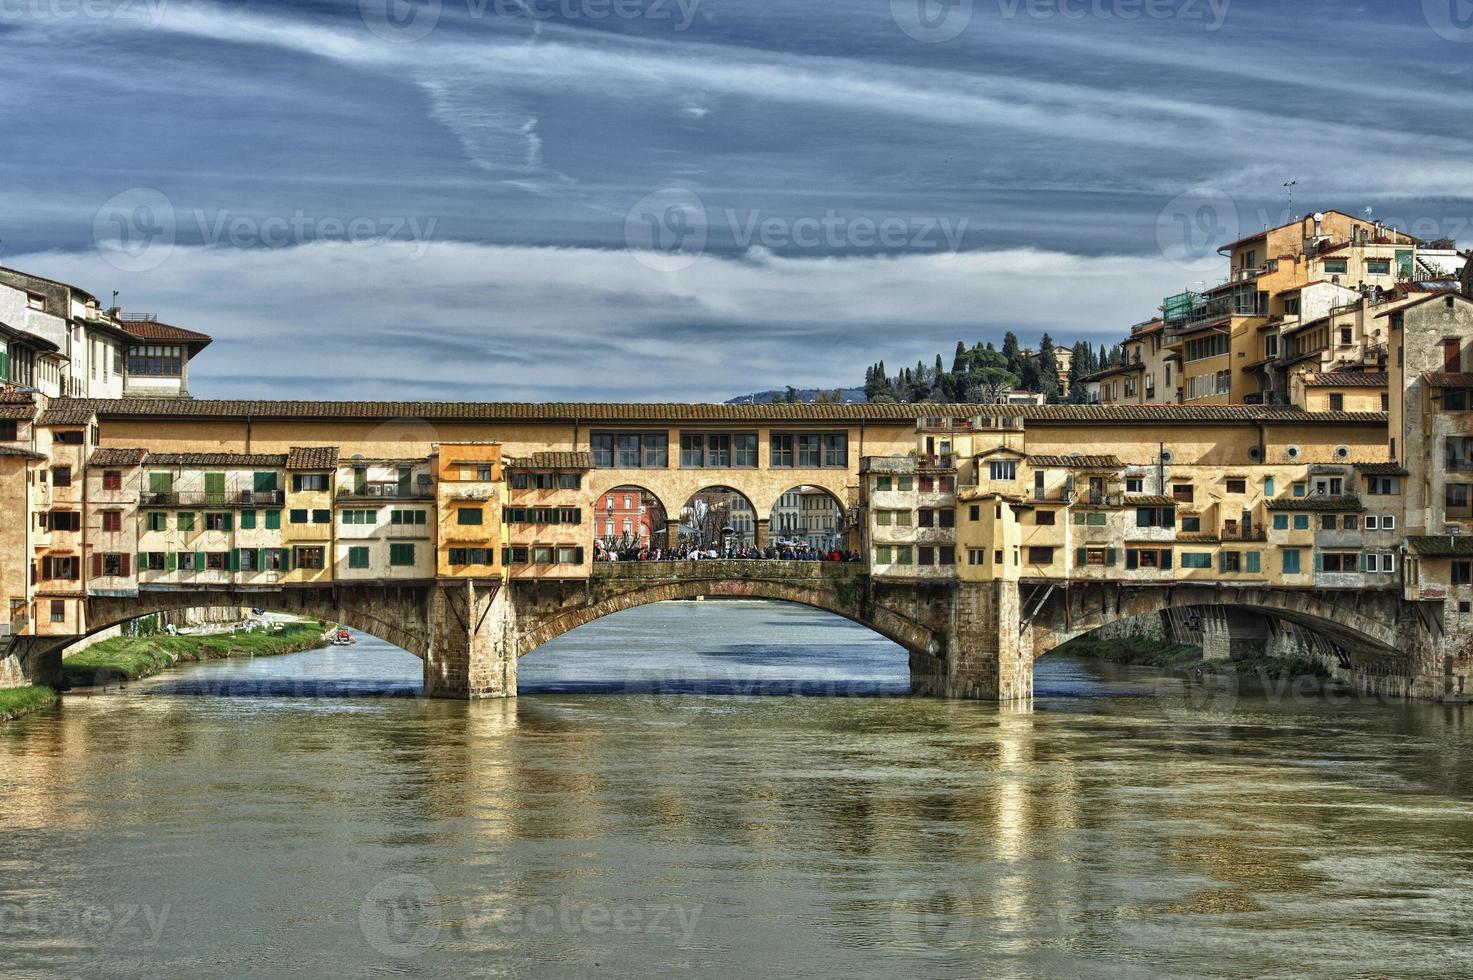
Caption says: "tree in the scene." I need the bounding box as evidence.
[951,340,968,375]
[1036,333,1062,403]
[966,367,1020,404]
[1002,332,1022,376]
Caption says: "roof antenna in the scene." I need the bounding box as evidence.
[1283,179,1298,218]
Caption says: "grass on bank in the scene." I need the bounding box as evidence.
[1054,634,1330,680]
[62,621,330,687]
[0,684,58,721]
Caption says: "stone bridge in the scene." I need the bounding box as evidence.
[6,564,1443,701]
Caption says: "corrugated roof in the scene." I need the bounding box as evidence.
[1027,454,1124,468]
[286,446,339,470]
[89,448,148,466]
[51,398,1389,425]
[145,452,288,467]
[505,451,596,469]
[1301,371,1388,388]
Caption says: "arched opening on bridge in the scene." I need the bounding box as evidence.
[61,605,423,696]
[679,486,757,552]
[770,484,846,554]
[518,596,910,697]
[593,484,669,558]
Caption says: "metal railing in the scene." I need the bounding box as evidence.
[141,490,286,507]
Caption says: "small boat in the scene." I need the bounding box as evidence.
[331,628,354,646]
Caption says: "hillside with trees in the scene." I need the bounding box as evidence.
[864,332,1126,404]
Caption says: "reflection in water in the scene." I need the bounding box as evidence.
[0,600,1471,978]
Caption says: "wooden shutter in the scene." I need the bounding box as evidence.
[1161,549,1173,570]
[196,551,206,572]
[120,553,130,578]
[1105,548,1117,567]
[92,553,102,578]
[166,551,177,572]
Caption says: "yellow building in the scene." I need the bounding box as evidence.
[502,452,594,580]
[434,442,503,580]
[280,446,338,584]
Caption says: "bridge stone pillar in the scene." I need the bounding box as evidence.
[912,580,1032,700]
[755,518,770,550]
[0,638,64,691]
[424,580,517,699]
[665,520,681,552]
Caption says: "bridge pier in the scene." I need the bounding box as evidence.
[424,581,518,699]
[0,638,65,690]
[911,581,1033,701]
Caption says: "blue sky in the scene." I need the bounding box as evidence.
[2,0,1472,400]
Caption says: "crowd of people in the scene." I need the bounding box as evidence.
[594,541,862,563]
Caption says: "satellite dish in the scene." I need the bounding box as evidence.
[1313,212,1325,222]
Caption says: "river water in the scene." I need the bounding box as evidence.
[2,600,1471,978]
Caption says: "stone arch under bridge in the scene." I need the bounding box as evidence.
[1023,581,1430,696]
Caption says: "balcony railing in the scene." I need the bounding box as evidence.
[141,490,286,508]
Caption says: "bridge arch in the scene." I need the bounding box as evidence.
[678,485,758,550]
[768,483,846,551]
[590,483,670,550]
[516,563,942,660]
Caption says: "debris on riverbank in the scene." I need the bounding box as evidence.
[1056,634,1330,680]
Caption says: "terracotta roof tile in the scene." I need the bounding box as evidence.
[286,446,339,470]
[89,448,148,466]
[1301,371,1387,388]
[506,451,596,469]
[0,403,35,421]
[114,318,212,350]
[1027,454,1124,468]
[1354,462,1409,475]
[1424,373,1473,387]
[1265,494,1364,512]
[145,452,288,467]
[1123,494,1176,506]
[54,398,1389,426]
[37,405,97,426]
[0,445,46,460]
[1407,535,1473,557]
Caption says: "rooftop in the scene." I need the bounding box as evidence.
[1300,371,1388,388]
[52,398,1390,426]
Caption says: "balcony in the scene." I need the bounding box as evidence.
[1220,525,1267,542]
[141,490,285,508]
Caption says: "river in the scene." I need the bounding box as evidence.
[2,600,1471,978]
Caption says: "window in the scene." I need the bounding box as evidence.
[1171,483,1193,503]
[988,460,1017,481]
[1135,506,1175,528]
[875,545,892,564]
[457,508,484,525]
[1125,477,1143,494]
[1366,477,1399,495]
[1292,515,1309,530]
[389,543,415,566]
[147,512,168,532]
[967,549,984,565]
[1225,479,1246,495]
[102,510,122,532]
[177,552,195,571]
[591,432,668,468]
[1273,514,1289,530]
[127,344,183,376]
[1320,552,1358,573]
[205,513,232,531]
[292,473,329,492]
[173,511,194,532]
[238,549,258,572]
[265,510,281,530]
[823,434,848,467]
[1181,516,1201,532]
[1364,515,1378,530]
[240,510,257,529]
[390,510,428,525]
[1181,552,1212,569]
[102,470,122,491]
[1221,551,1241,573]
[1036,510,1055,526]
[918,546,934,566]
[294,546,325,570]
[1027,546,1053,565]
[1367,258,1390,275]
[1282,549,1301,574]
[452,547,494,565]
[309,509,329,524]
[1323,258,1348,275]
[1292,483,1306,498]
[52,466,71,487]
[895,546,913,565]
[347,547,371,569]
[1265,477,1275,497]
[874,476,892,492]
[341,509,376,525]
[1382,515,1395,530]
[1321,514,1337,531]
[289,509,309,524]
[797,434,821,467]
[1329,394,1344,413]
[531,546,554,565]
[50,600,65,623]
[1081,547,1113,567]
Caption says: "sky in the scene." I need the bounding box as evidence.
[2,0,1472,401]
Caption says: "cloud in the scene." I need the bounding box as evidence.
[9,240,1195,401]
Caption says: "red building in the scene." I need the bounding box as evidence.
[597,486,664,546]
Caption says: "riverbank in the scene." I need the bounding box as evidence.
[62,622,332,688]
[1056,634,1330,681]
[0,684,58,722]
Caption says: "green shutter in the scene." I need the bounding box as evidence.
[166,551,177,572]
[1161,549,1173,570]
[1125,549,1138,570]
[1246,551,1260,574]
[265,510,281,530]
[138,551,147,572]
[229,549,240,573]
[253,471,276,492]
[240,510,256,529]
[1219,551,1228,573]
[1105,548,1117,567]
[1314,552,1323,572]
[196,551,206,571]
[223,513,233,532]
[1076,547,1086,566]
